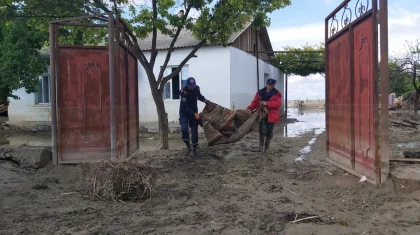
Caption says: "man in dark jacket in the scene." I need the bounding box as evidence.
[179,77,210,156]
[247,78,282,152]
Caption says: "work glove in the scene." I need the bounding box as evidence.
[194,113,201,120]
[205,99,211,105]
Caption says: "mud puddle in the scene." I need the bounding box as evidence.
[1,135,51,147]
[395,141,420,158]
[283,108,325,137]
[140,138,184,151]
[282,108,326,162]
[0,138,10,145]
[295,134,321,163]
[397,141,420,150]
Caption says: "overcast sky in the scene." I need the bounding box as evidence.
[129,0,420,101]
[267,0,420,100]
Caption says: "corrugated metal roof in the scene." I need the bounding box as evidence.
[137,21,253,51]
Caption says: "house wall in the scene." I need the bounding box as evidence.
[8,65,52,126]
[8,88,52,123]
[138,45,231,124]
[230,47,285,113]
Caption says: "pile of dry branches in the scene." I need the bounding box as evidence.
[390,118,420,130]
[403,92,418,109]
[80,160,156,201]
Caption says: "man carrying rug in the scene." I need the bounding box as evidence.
[247,78,282,152]
[179,77,210,156]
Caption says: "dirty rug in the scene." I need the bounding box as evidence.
[199,101,267,146]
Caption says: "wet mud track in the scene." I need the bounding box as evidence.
[2,115,420,234]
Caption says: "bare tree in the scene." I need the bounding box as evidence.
[392,39,420,118]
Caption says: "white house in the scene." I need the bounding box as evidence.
[7,65,52,126]
[7,23,285,130]
[137,23,285,126]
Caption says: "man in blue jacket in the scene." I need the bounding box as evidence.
[179,77,210,156]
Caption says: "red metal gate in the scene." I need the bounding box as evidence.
[51,14,140,163]
[325,0,389,183]
[57,47,111,162]
[115,19,140,159]
[115,45,139,159]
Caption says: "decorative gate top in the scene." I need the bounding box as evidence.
[327,0,373,38]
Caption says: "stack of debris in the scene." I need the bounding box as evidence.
[389,100,403,110]
[0,104,7,115]
[390,118,420,129]
[80,160,156,201]
[402,92,419,110]
[404,151,420,159]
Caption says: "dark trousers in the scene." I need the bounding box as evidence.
[259,118,274,139]
[179,114,199,146]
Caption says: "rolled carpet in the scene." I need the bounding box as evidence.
[199,101,268,146]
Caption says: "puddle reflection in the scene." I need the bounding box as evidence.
[282,108,326,137]
[397,142,420,150]
[282,108,326,163]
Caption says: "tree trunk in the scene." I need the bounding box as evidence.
[414,89,420,119]
[151,89,169,149]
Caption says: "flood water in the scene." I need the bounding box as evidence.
[396,142,420,150]
[283,108,326,138]
[284,108,326,162]
[0,108,327,154]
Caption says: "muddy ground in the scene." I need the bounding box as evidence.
[389,111,420,159]
[1,111,420,235]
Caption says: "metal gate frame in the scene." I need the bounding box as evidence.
[325,0,389,184]
[49,13,141,164]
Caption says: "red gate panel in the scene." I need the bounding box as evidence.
[115,46,139,158]
[57,47,111,162]
[327,32,353,169]
[352,17,377,180]
[325,0,381,183]
[127,52,139,156]
[51,16,140,164]
[116,46,128,157]
[57,46,139,163]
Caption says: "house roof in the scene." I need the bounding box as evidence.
[137,21,273,51]
[258,27,274,55]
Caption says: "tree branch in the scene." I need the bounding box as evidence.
[150,0,159,68]
[136,47,157,89]
[414,63,418,90]
[391,67,413,75]
[127,33,150,67]
[156,5,193,85]
[92,0,112,13]
[112,0,119,15]
[158,39,206,92]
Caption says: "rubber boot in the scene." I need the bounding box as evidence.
[184,140,191,154]
[258,134,265,152]
[264,137,272,152]
[191,145,198,157]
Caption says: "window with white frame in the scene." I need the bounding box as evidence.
[162,65,189,100]
[36,74,50,104]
